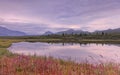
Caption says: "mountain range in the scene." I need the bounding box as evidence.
[43,28,120,35]
[56,29,89,35]
[94,28,120,34]
[0,26,26,36]
[0,26,119,36]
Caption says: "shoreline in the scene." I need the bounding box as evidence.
[0,38,120,74]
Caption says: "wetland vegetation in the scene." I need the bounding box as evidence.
[0,33,119,75]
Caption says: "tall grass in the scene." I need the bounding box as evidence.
[0,55,120,75]
[0,38,120,75]
[0,39,23,57]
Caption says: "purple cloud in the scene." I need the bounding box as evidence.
[0,0,120,34]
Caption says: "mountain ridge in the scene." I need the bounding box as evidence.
[0,26,26,36]
[43,28,120,35]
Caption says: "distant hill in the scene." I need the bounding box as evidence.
[56,29,89,34]
[43,31,53,35]
[94,28,120,34]
[43,29,89,35]
[43,28,120,35]
[103,28,120,33]
[56,29,89,35]
[0,26,26,36]
[56,29,75,34]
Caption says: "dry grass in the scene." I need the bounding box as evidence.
[0,55,120,75]
[0,39,120,75]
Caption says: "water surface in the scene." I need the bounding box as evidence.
[8,42,120,63]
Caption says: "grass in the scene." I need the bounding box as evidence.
[0,39,24,57]
[0,35,120,44]
[0,39,24,48]
[0,55,120,75]
[0,38,120,75]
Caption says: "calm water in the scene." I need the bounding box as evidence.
[8,42,120,63]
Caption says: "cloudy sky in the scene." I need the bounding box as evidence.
[0,0,120,34]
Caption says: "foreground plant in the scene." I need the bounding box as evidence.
[0,55,119,75]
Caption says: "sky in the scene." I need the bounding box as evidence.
[0,0,120,34]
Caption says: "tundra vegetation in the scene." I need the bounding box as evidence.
[0,33,120,75]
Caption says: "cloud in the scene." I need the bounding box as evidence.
[0,19,71,34]
[86,15,120,31]
[0,0,119,34]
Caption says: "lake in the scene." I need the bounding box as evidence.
[8,42,120,63]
